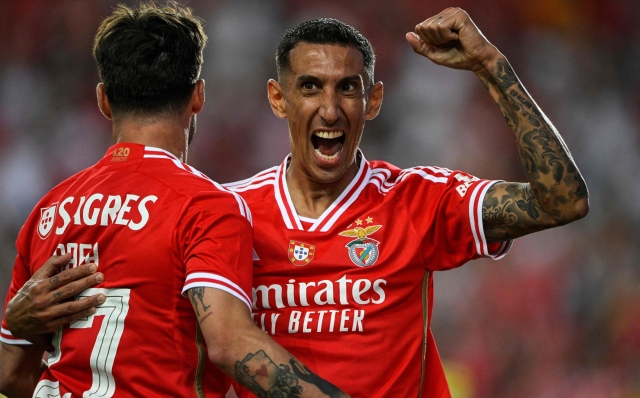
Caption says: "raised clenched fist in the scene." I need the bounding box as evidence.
[405,7,501,72]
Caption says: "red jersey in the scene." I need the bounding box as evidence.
[224,151,511,398]
[1,143,254,398]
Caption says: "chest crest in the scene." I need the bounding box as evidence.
[339,216,382,267]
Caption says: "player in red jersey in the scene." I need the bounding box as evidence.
[0,3,349,398]
[221,10,588,397]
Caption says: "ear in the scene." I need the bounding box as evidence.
[190,80,205,114]
[365,81,383,120]
[267,79,287,119]
[96,83,112,120]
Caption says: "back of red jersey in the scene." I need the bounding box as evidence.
[1,143,254,398]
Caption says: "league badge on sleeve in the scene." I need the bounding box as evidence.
[288,241,315,266]
[37,203,58,240]
[339,221,382,267]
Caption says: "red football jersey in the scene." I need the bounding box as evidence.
[224,151,511,398]
[1,143,254,398]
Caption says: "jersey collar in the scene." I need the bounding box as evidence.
[274,149,372,232]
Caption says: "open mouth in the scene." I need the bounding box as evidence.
[311,131,345,161]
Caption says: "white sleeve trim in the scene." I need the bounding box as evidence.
[0,327,32,345]
[182,273,252,312]
[469,180,514,260]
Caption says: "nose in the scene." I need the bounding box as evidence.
[318,90,341,125]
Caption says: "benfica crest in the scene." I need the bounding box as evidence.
[339,224,382,267]
[288,241,315,266]
[37,203,58,240]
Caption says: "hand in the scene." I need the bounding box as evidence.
[405,7,500,72]
[5,254,105,346]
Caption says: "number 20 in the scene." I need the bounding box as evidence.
[43,288,131,398]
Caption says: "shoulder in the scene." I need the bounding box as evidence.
[139,160,252,222]
[365,160,455,195]
[222,166,278,202]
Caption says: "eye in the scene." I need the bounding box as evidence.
[341,82,357,92]
[301,82,317,91]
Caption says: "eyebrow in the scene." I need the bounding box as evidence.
[295,74,363,85]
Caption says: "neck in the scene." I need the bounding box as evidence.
[286,157,359,219]
[112,114,189,162]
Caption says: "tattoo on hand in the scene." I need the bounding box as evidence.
[49,275,59,285]
[188,287,210,317]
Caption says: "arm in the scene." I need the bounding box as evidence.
[0,343,45,398]
[188,288,349,398]
[5,254,104,350]
[407,8,589,242]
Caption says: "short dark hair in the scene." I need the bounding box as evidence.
[276,18,375,84]
[93,2,207,117]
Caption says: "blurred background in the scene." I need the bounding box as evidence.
[1,0,639,397]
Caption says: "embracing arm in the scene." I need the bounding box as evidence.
[188,288,349,398]
[407,7,588,242]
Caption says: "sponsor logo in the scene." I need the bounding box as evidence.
[37,203,58,239]
[288,240,315,266]
[339,221,382,267]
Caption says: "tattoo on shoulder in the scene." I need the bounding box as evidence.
[188,287,210,317]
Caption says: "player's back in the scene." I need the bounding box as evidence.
[13,143,252,398]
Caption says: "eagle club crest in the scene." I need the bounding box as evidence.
[37,203,58,240]
[288,241,315,266]
[339,221,382,267]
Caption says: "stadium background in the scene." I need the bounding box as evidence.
[0,0,639,397]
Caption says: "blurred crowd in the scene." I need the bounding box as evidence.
[1,0,639,397]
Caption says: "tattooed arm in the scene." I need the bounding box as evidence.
[407,8,588,241]
[188,287,349,398]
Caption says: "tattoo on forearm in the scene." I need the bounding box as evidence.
[290,359,343,397]
[478,59,588,239]
[188,287,210,317]
[235,350,303,398]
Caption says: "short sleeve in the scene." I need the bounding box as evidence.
[176,192,254,311]
[398,168,513,271]
[1,254,33,345]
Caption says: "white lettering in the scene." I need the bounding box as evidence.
[259,313,266,332]
[56,197,74,235]
[270,313,280,335]
[337,275,353,305]
[298,282,315,306]
[317,311,327,333]
[115,194,138,225]
[339,309,351,332]
[288,311,301,333]
[372,279,387,304]
[314,280,335,305]
[352,279,372,305]
[286,279,297,307]
[352,310,364,332]
[129,195,157,230]
[253,285,284,310]
[302,311,314,333]
[328,310,339,332]
[83,194,104,226]
[101,196,122,226]
[73,196,86,225]
[67,243,78,268]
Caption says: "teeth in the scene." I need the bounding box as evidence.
[314,131,344,139]
[315,147,341,161]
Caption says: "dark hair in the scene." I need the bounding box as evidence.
[93,2,207,116]
[276,18,375,84]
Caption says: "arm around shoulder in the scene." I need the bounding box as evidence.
[188,287,350,398]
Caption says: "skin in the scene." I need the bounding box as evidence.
[1,81,349,398]
[406,7,588,240]
[267,43,383,218]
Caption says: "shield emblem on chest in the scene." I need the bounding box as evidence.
[288,240,315,266]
